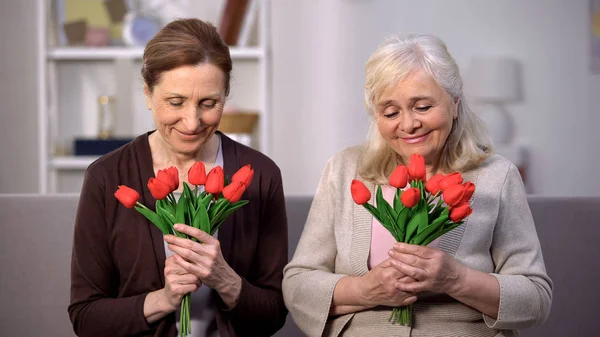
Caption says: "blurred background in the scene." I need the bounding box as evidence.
[1,0,599,197]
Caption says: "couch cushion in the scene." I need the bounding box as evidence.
[521,196,600,337]
[0,194,78,337]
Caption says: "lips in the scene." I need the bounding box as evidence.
[175,129,200,139]
[402,132,430,144]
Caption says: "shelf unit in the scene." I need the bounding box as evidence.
[38,0,272,193]
[47,46,265,60]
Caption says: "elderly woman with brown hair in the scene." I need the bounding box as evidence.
[282,34,552,337]
[68,18,288,337]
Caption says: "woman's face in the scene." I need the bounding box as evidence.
[144,63,226,156]
[375,68,458,167]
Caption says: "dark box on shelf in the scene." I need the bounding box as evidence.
[73,138,134,156]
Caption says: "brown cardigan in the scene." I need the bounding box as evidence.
[68,132,288,337]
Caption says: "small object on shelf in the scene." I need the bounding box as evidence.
[219,0,250,46]
[219,111,259,134]
[122,0,162,48]
[63,20,87,46]
[104,0,127,24]
[85,27,110,47]
[73,138,134,156]
[98,95,116,139]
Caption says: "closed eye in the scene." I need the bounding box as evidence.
[200,99,217,108]
[383,111,399,119]
[415,106,432,113]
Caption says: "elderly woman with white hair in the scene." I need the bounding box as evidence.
[282,34,552,337]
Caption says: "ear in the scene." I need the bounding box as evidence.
[143,83,152,110]
[453,98,460,119]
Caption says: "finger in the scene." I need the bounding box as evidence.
[164,234,202,252]
[388,250,427,269]
[173,254,206,278]
[401,295,418,306]
[173,224,215,243]
[390,259,426,281]
[392,242,433,258]
[395,280,424,294]
[167,273,199,286]
[171,283,199,296]
[167,243,202,264]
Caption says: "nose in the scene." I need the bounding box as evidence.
[399,111,421,133]
[180,105,202,133]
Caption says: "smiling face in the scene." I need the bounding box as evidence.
[375,68,458,167]
[144,63,226,156]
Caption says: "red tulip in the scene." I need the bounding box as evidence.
[351,180,371,205]
[425,173,444,195]
[438,172,463,191]
[166,167,179,190]
[156,167,178,192]
[232,164,254,187]
[222,181,246,203]
[389,164,408,188]
[442,184,468,206]
[449,202,473,222]
[188,162,207,186]
[205,166,225,195]
[407,154,426,181]
[148,177,172,200]
[114,185,139,208]
[401,187,420,208]
[461,182,475,203]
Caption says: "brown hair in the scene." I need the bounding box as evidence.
[141,18,232,95]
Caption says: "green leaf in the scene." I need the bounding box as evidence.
[210,200,249,228]
[393,189,404,213]
[156,206,176,235]
[192,202,211,233]
[420,221,462,246]
[376,186,397,225]
[183,182,196,209]
[175,195,187,225]
[428,198,446,223]
[200,193,213,210]
[364,203,384,224]
[416,199,429,233]
[405,210,422,243]
[395,207,409,241]
[135,206,169,235]
[410,209,449,245]
[208,198,228,219]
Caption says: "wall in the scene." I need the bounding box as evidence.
[1,0,599,196]
[271,0,600,196]
[0,0,40,193]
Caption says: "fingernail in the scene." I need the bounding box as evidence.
[388,249,394,256]
[174,224,182,230]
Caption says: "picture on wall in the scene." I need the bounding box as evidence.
[592,0,600,74]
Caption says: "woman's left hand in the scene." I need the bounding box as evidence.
[388,242,467,295]
[164,223,242,308]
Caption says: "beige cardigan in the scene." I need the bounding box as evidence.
[282,146,552,337]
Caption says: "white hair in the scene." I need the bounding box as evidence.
[360,34,494,184]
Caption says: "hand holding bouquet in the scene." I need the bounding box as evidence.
[114,163,254,336]
[351,154,474,326]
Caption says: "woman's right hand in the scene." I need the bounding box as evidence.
[358,258,418,308]
[161,255,202,311]
[144,255,201,323]
[331,258,417,316]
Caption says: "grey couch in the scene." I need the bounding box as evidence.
[0,194,598,337]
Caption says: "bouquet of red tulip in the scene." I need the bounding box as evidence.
[114,163,254,337]
[350,154,474,326]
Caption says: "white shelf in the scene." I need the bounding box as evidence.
[47,46,264,60]
[49,156,99,170]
